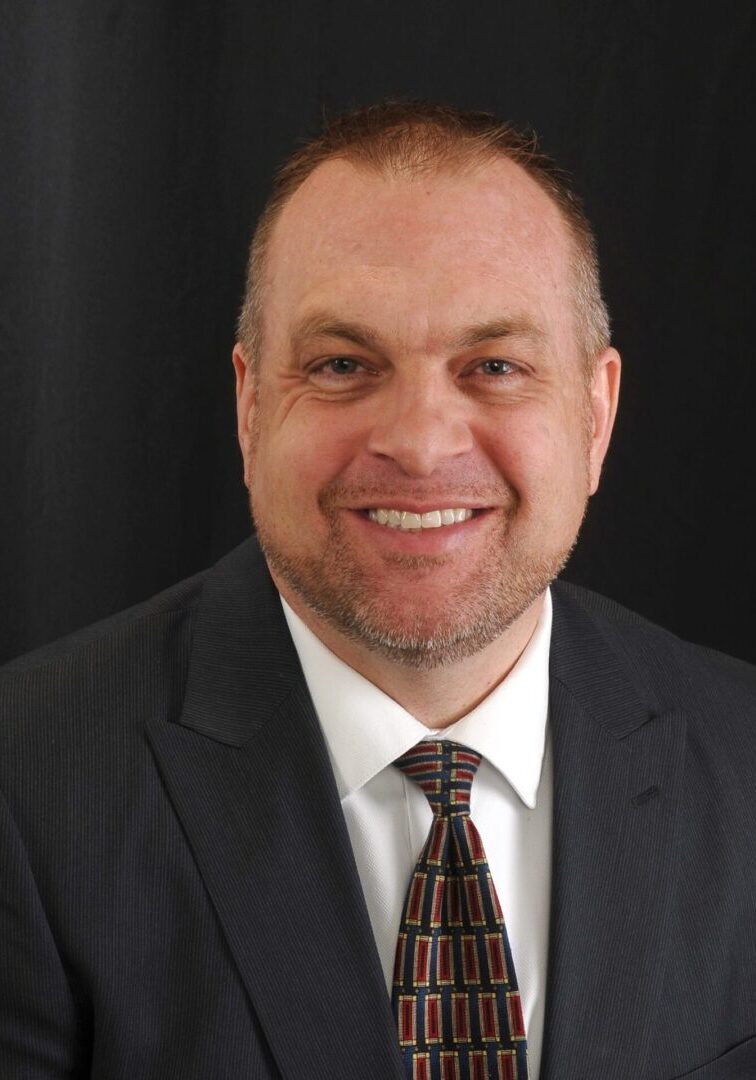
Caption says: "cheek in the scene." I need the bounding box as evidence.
[252,412,361,509]
[483,410,589,497]
[481,412,549,471]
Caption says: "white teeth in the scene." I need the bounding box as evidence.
[367,507,474,531]
[402,512,422,530]
[421,511,442,528]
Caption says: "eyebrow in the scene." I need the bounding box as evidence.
[291,314,382,352]
[454,317,546,349]
[290,311,546,353]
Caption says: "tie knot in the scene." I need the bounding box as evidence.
[393,741,481,816]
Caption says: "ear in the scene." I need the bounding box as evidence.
[587,346,621,495]
[232,343,256,488]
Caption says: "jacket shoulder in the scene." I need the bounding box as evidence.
[1,568,207,676]
[0,567,212,743]
[553,579,756,714]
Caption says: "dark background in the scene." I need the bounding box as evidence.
[1,1,754,666]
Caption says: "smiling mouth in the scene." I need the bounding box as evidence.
[365,507,479,531]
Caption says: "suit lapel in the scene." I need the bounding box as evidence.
[145,540,404,1080]
[540,586,687,1080]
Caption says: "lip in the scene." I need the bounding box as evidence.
[346,506,495,554]
[348,501,490,514]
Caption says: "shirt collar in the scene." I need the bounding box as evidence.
[281,590,552,810]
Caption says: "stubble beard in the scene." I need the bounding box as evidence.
[251,486,583,671]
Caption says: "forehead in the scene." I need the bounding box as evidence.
[264,155,576,347]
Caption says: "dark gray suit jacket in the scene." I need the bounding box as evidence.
[1,538,754,1079]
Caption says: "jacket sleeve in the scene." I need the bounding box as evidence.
[0,787,85,1077]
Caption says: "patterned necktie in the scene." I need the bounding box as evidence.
[391,741,528,1080]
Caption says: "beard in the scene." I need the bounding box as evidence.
[251,480,584,671]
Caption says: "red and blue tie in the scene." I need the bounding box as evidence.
[391,741,529,1080]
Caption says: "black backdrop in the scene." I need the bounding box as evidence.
[1,1,754,666]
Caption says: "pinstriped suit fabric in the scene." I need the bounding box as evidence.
[0,539,754,1078]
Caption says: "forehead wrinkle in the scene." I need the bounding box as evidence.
[290,307,549,359]
[275,159,570,271]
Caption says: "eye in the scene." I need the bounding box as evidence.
[310,356,368,378]
[325,356,362,375]
[478,358,516,376]
[307,355,378,391]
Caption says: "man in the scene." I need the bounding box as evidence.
[1,102,754,1080]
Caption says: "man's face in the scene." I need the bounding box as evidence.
[234,157,619,668]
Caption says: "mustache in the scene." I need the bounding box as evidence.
[318,481,516,509]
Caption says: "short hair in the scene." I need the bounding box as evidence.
[237,100,610,369]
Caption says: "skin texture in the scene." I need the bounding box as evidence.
[233,156,620,726]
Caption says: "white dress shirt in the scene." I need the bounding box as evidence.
[281,592,553,1080]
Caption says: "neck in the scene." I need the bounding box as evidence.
[276,584,546,728]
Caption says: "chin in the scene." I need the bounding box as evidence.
[254,498,578,668]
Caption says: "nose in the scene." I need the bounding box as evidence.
[366,375,474,477]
